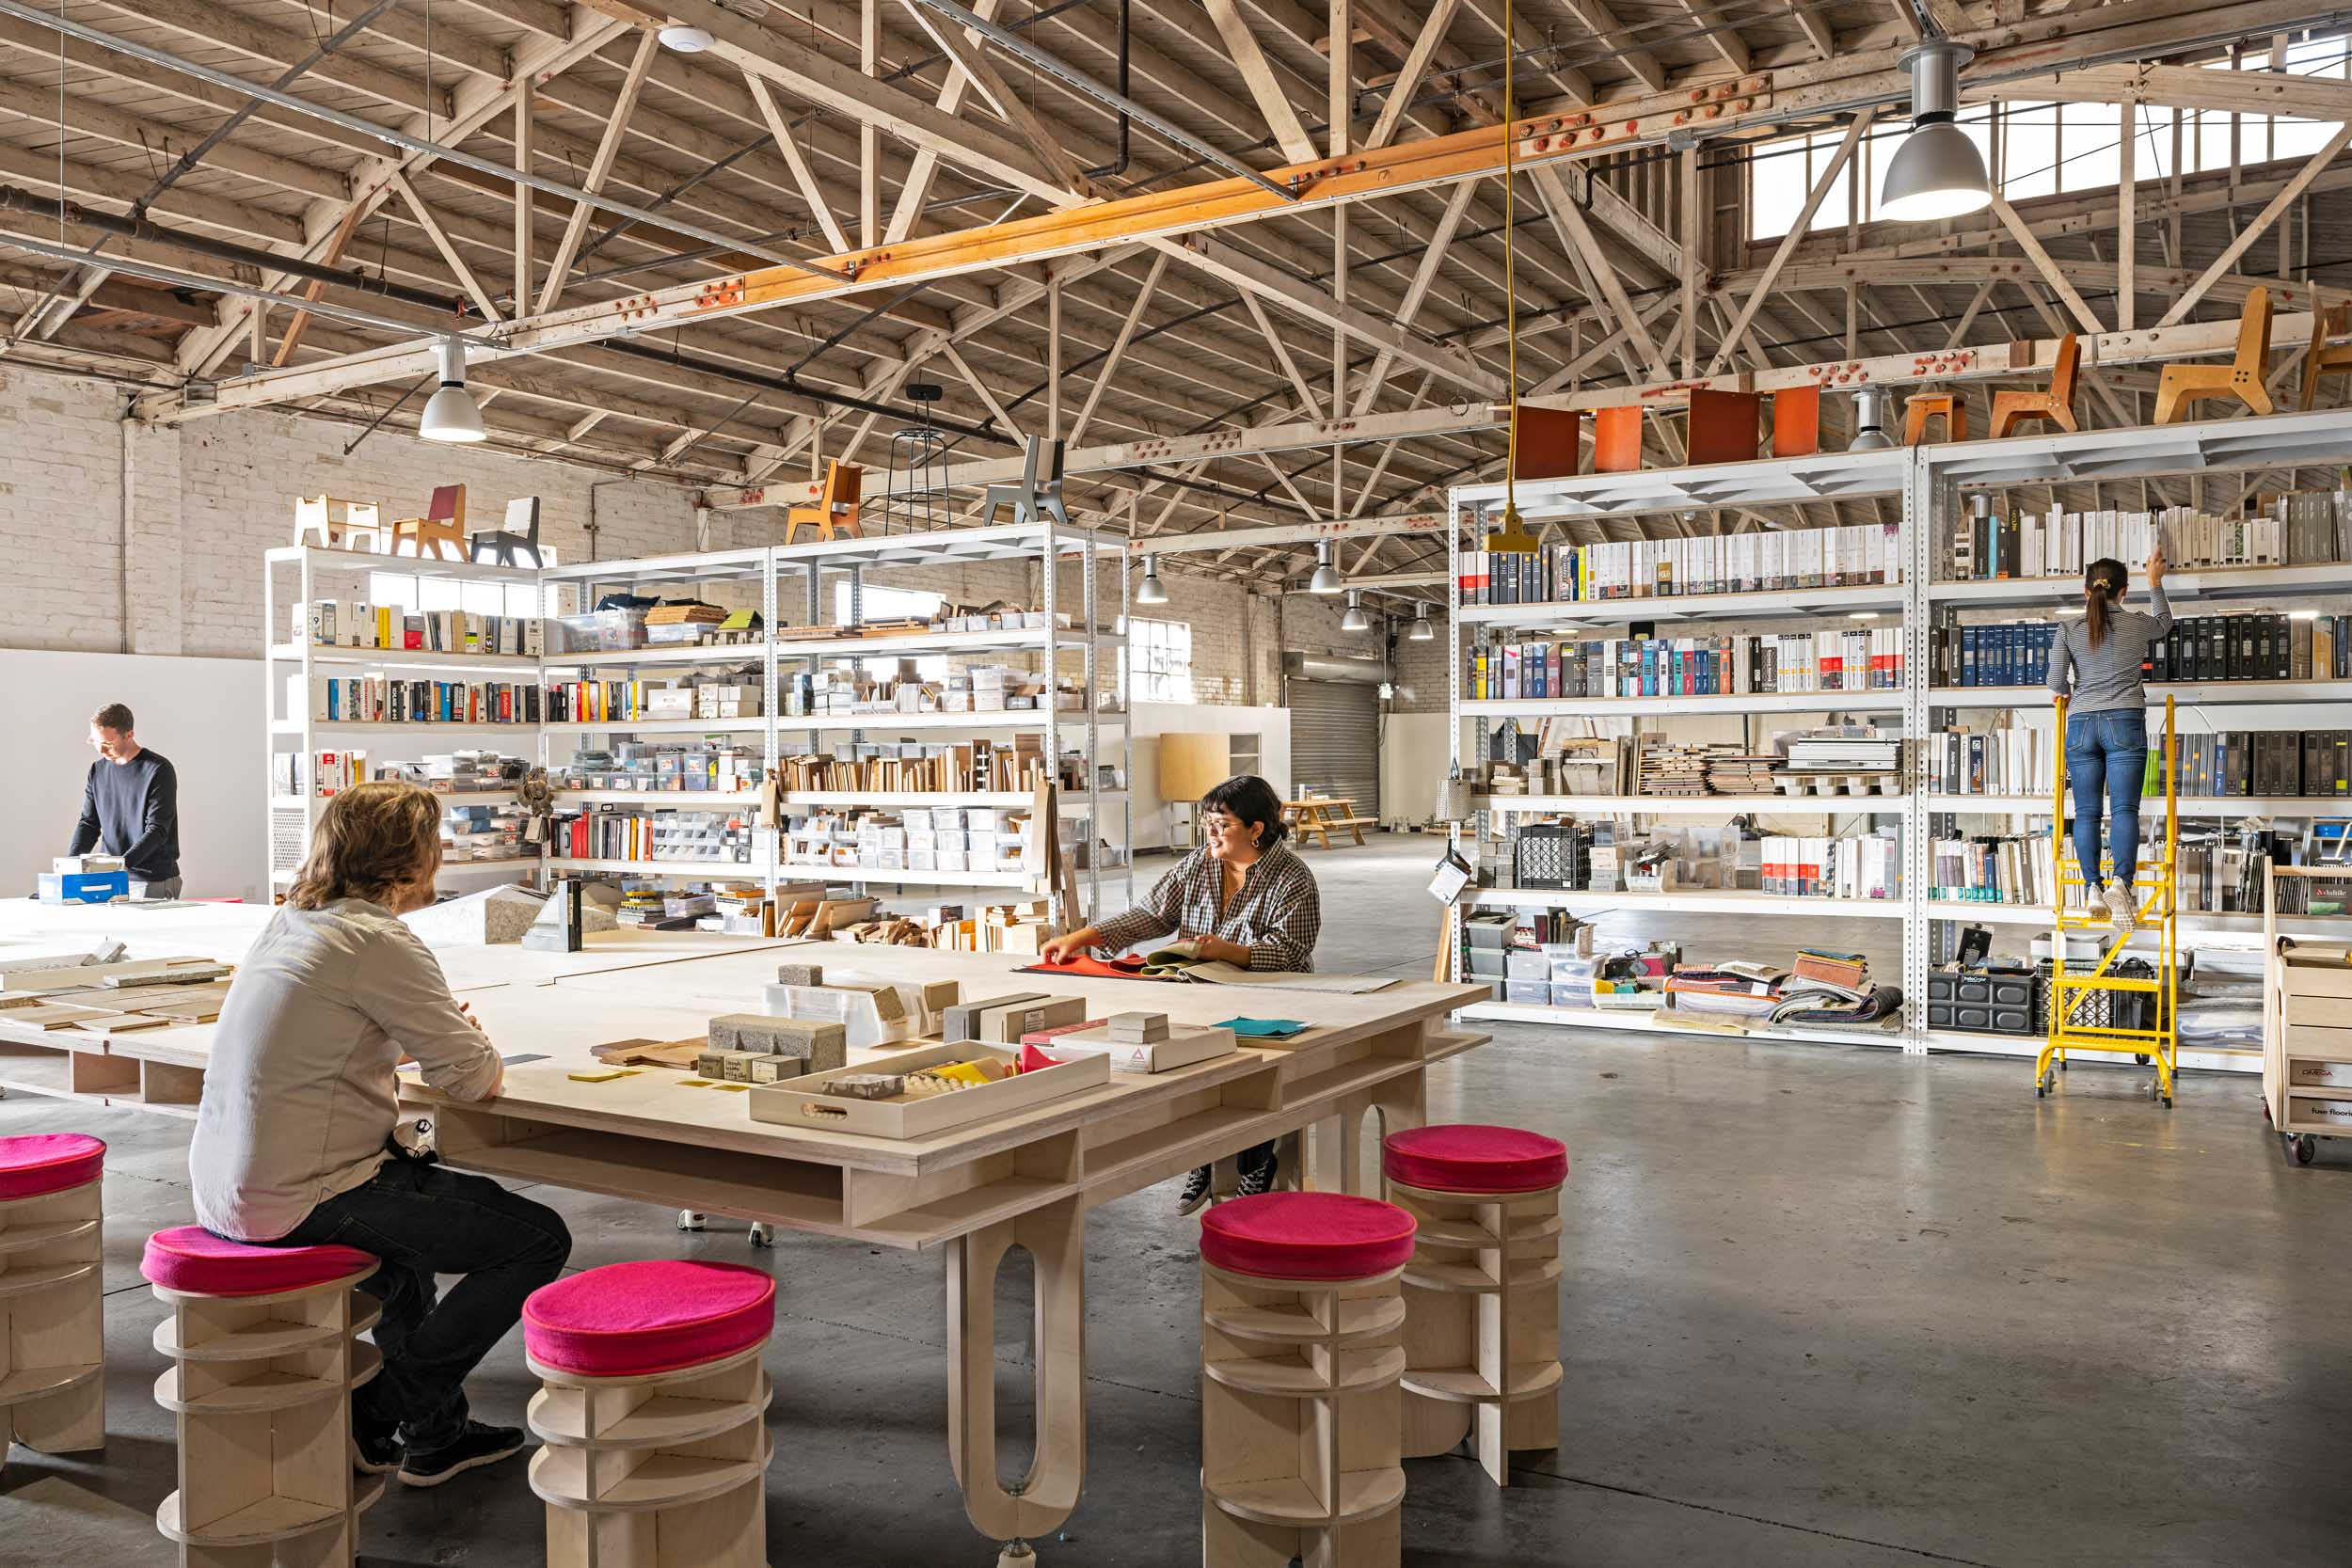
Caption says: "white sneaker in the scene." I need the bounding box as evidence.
[2103,882,2138,932]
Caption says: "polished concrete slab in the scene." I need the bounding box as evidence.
[5,834,2349,1566]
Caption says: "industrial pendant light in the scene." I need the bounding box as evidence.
[1880,41,1990,222]
[1309,540,1343,594]
[419,337,485,444]
[1341,590,1371,633]
[1408,602,1435,641]
[1848,385,1895,451]
[1136,554,1169,605]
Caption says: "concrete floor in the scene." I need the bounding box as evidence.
[7,835,2351,1567]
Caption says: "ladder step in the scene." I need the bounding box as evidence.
[2054,977,2160,991]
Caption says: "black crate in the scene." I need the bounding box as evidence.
[1514,824,1586,891]
[2036,957,2158,1035]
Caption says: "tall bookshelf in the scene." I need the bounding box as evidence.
[1446,409,2352,1071]
[262,545,553,899]
[262,519,1135,928]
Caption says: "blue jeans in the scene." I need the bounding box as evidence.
[257,1157,571,1450]
[2066,709,2147,891]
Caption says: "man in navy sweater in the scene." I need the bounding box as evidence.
[69,703,181,898]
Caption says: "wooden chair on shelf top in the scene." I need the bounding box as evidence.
[2298,299,2352,409]
[1989,334,2082,438]
[1903,388,1967,445]
[389,483,467,561]
[293,495,383,551]
[785,460,863,543]
[981,436,1070,527]
[470,496,543,567]
[2155,285,2274,424]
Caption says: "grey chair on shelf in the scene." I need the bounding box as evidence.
[980,436,1069,528]
[470,495,543,566]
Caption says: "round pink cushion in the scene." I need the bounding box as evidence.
[140,1226,376,1297]
[1384,1124,1567,1195]
[0,1132,104,1201]
[1199,1193,1417,1281]
[524,1261,775,1378]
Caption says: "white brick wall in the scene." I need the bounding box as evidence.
[0,361,1450,708]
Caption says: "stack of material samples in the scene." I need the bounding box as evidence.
[1663,962,1784,1019]
[1704,752,1780,796]
[1773,948,1901,1028]
[1044,1012,1237,1072]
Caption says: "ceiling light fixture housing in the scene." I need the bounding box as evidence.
[1848,385,1895,451]
[418,336,485,445]
[658,24,716,52]
[1341,590,1370,633]
[1408,602,1435,641]
[1309,540,1343,594]
[1881,41,1990,222]
[1136,553,1169,605]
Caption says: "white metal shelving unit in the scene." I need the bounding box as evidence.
[262,546,548,897]
[1445,408,2352,1069]
[535,517,1135,925]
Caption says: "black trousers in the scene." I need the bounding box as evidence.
[261,1158,571,1450]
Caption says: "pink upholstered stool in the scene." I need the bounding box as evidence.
[0,1133,106,1474]
[1199,1193,1415,1568]
[522,1260,776,1568]
[1382,1124,1567,1486]
[141,1225,381,1565]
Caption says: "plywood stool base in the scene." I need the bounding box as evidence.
[1198,1192,1416,1568]
[1382,1125,1567,1488]
[527,1343,773,1568]
[142,1233,380,1568]
[0,1141,105,1471]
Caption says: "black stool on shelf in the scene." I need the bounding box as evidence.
[882,382,950,535]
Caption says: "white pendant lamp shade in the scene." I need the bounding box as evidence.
[1880,42,1989,223]
[1848,385,1894,451]
[658,24,715,51]
[419,337,485,445]
[1136,553,1169,605]
[1341,590,1370,633]
[1309,540,1343,594]
[1408,603,1435,641]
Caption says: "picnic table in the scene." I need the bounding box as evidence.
[1284,794,1373,849]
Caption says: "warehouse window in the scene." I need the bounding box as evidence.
[368,571,541,621]
[1121,617,1194,703]
[833,582,948,678]
[1749,38,2348,240]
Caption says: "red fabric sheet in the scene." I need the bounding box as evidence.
[1017,955,1158,980]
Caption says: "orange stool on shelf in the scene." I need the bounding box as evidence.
[0,1133,106,1473]
[1382,1124,1566,1487]
[523,1259,776,1568]
[141,1225,382,1567]
[1903,391,1967,445]
[1990,333,2081,437]
[2155,284,2274,423]
[1199,1192,1415,1568]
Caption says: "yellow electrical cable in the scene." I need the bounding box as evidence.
[1502,0,1520,537]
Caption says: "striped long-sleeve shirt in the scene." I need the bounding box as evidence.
[1091,842,1321,973]
[2046,581,2173,717]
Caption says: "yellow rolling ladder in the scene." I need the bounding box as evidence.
[2035,696,2181,1106]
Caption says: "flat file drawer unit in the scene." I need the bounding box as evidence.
[2261,863,2352,1164]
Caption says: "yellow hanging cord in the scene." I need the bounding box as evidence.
[1498,0,1528,544]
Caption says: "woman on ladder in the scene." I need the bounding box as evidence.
[2045,546,2170,931]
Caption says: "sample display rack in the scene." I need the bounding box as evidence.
[261,519,1136,927]
[1447,408,2352,1070]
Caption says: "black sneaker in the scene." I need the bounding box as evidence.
[1176,1164,1215,1215]
[1236,1150,1279,1198]
[352,1423,402,1475]
[398,1421,528,1487]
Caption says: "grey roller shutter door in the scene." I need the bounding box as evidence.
[1287,678,1379,821]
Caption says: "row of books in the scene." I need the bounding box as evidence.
[299,601,542,657]
[550,807,758,863]
[1931,623,2059,688]
[1465,629,1906,701]
[1459,524,1900,606]
[1944,494,2352,581]
[1931,830,2348,912]
[1758,834,1903,900]
[545,679,764,723]
[297,673,542,725]
[1931,835,2058,906]
[1932,729,2352,799]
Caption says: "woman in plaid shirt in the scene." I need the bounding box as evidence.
[1041,774,1319,1211]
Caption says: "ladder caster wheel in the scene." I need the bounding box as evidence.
[748,1223,773,1249]
[2058,1059,2068,1072]
[2135,1053,2149,1065]
[2295,1134,2317,1165]
[2163,1096,2173,1109]
[676,1210,707,1232]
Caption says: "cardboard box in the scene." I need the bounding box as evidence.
[971,994,1087,1042]
[1042,1023,1238,1074]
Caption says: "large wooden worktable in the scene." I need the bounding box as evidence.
[0,900,1488,1561]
